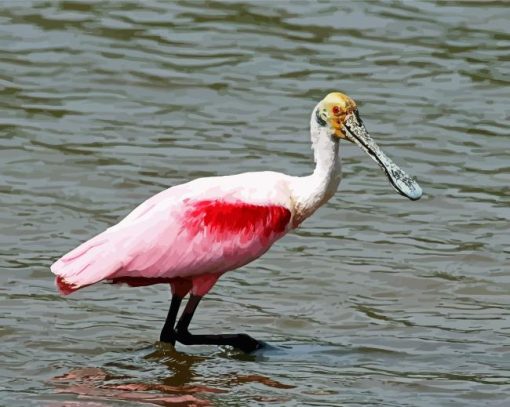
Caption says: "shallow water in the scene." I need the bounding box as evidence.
[1,1,509,406]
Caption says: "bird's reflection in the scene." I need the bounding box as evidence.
[145,343,218,389]
[51,342,294,406]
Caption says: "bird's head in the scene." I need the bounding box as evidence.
[315,92,422,201]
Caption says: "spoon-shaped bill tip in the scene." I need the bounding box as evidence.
[343,112,423,201]
[388,164,423,201]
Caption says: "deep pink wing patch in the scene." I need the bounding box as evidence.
[184,200,291,240]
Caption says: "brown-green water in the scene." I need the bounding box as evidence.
[1,1,509,406]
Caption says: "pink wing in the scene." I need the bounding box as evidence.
[51,190,291,295]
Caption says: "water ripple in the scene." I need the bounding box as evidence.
[1,1,509,406]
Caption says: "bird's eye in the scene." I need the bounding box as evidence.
[333,106,340,115]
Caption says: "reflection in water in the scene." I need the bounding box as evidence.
[145,344,211,388]
[51,343,295,406]
[52,366,214,406]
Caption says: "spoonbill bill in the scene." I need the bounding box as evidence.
[51,92,422,353]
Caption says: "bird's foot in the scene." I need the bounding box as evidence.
[234,334,264,353]
[159,329,177,346]
[174,330,264,353]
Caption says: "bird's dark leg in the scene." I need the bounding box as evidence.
[160,294,183,344]
[174,294,264,353]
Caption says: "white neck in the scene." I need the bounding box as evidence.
[290,105,342,226]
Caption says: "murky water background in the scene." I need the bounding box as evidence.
[1,1,509,405]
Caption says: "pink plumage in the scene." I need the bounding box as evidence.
[51,173,293,297]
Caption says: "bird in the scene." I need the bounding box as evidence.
[51,92,422,353]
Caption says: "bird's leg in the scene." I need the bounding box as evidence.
[175,294,264,353]
[160,279,192,344]
[160,294,183,344]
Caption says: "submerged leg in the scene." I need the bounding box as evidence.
[174,295,263,353]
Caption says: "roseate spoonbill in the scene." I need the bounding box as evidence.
[51,92,422,353]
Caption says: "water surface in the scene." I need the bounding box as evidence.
[1,1,509,406]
